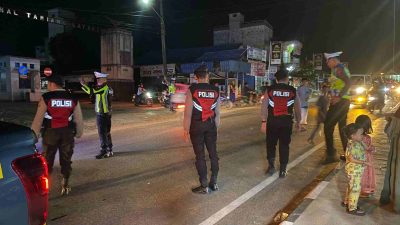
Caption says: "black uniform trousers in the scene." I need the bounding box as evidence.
[42,127,75,179]
[97,113,113,152]
[266,117,293,169]
[190,119,219,187]
[324,99,350,158]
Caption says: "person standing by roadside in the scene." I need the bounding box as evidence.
[81,72,114,159]
[229,82,236,103]
[261,68,301,178]
[323,52,352,163]
[31,74,83,195]
[355,115,376,197]
[169,78,176,111]
[308,84,330,145]
[183,65,220,194]
[297,78,312,131]
[342,123,368,216]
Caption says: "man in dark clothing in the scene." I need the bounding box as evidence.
[261,69,301,178]
[183,65,221,194]
[32,74,83,195]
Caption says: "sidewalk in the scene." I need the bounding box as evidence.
[283,117,400,225]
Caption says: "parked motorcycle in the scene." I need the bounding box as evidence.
[132,91,153,107]
[220,94,233,109]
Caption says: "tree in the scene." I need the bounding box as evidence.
[48,32,85,75]
[293,61,319,81]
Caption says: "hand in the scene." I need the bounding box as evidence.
[184,130,190,142]
[331,96,341,105]
[80,78,86,86]
[261,122,266,133]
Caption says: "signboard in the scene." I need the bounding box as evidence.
[267,65,278,80]
[18,65,28,79]
[250,61,266,77]
[313,53,323,71]
[140,64,176,77]
[271,42,282,65]
[247,46,267,62]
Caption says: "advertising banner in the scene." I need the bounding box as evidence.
[313,53,323,71]
[140,64,176,77]
[271,42,282,65]
[247,46,267,62]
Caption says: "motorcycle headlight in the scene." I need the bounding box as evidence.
[355,87,366,94]
[396,87,400,94]
[368,96,376,101]
[146,92,152,98]
[384,87,389,92]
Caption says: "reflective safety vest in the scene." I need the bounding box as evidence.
[82,83,113,114]
[42,90,77,129]
[169,84,176,94]
[267,83,297,119]
[190,83,219,122]
[331,64,351,99]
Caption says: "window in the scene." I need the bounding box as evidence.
[30,64,35,69]
[0,72,6,92]
[15,62,20,68]
[22,63,27,67]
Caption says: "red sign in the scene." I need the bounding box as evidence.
[44,67,52,77]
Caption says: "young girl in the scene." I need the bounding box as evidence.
[343,123,368,216]
[355,115,376,197]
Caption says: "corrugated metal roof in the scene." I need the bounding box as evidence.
[194,49,246,62]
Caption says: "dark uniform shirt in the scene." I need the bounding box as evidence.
[42,91,78,129]
[266,83,297,120]
[189,83,219,122]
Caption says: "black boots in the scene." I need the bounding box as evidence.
[266,159,276,175]
[279,165,287,178]
[61,177,71,196]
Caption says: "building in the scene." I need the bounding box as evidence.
[0,56,41,102]
[213,13,273,49]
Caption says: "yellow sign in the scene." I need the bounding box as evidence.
[0,163,3,180]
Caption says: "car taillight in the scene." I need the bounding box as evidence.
[12,153,49,225]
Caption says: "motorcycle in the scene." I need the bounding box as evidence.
[220,94,233,109]
[132,91,153,107]
[158,90,170,108]
[367,94,385,113]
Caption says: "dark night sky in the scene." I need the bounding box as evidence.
[0,0,398,74]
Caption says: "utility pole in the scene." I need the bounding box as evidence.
[160,0,168,81]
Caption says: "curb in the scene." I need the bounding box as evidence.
[279,162,342,225]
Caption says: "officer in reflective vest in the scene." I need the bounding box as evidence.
[323,52,352,164]
[261,68,301,178]
[32,74,83,195]
[183,65,220,194]
[169,78,176,111]
[81,71,114,159]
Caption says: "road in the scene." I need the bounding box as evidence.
[46,105,376,225]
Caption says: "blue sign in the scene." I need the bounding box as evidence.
[18,65,28,75]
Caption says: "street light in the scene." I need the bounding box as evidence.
[141,0,168,81]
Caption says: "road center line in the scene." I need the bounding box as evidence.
[198,142,326,225]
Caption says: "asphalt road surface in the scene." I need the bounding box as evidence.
[46,105,374,225]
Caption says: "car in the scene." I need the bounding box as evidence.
[0,121,49,225]
[349,74,372,107]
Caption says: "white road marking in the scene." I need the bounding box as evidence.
[305,181,329,200]
[198,142,326,225]
[280,221,294,225]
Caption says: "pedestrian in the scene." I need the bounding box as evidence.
[355,115,376,197]
[308,85,330,145]
[380,107,400,212]
[169,78,176,111]
[81,72,114,159]
[297,78,312,131]
[323,52,352,163]
[183,65,220,194]
[261,69,301,178]
[31,73,83,195]
[342,123,368,216]
[229,82,236,103]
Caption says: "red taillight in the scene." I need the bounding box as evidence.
[12,153,49,225]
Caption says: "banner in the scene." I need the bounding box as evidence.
[0,5,101,32]
[140,64,176,77]
[250,61,266,77]
[313,53,323,71]
[267,65,278,80]
[247,46,267,62]
[270,42,282,65]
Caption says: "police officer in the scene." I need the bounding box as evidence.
[169,78,176,111]
[323,52,351,163]
[81,71,114,159]
[31,74,83,195]
[183,65,220,194]
[261,68,301,178]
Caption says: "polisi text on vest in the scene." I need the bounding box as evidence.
[51,99,72,107]
[273,91,290,97]
[198,91,215,98]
